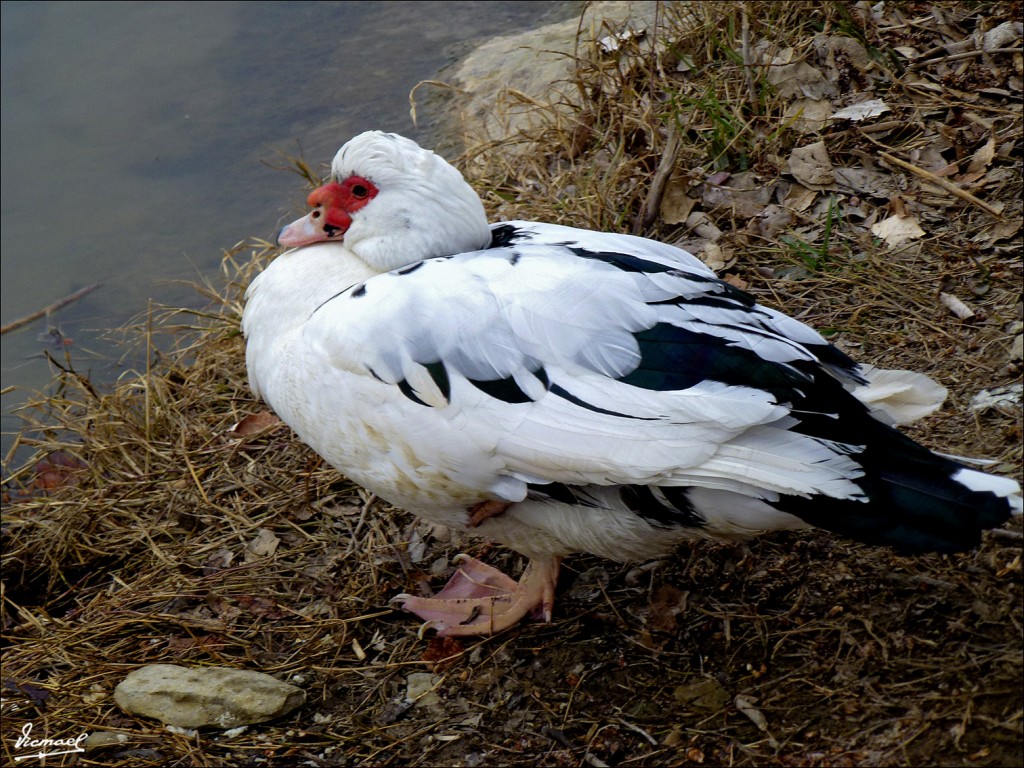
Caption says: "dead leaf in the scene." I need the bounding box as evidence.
[202,548,234,575]
[784,98,832,133]
[228,411,282,437]
[723,273,749,291]
[662,729,683,747]
[685,211,723,241]
[766,49,835,99]
[818,35,875,94]
[422,636,465,670]
[208,596,243,623]
[700,241,727,272]
[237,594,287,619]
[747,204,794,238]
[784,185,818,212]
[28,451,87,492]
[244,528,281,561]
[702,171,773,219]
[643,585,690,633]
[970,384,1023,412]
[167,635,225,653]
[735,694,769,731]
[735,694,779,747]
[982,20,1022,52]
[871,214,925,247]
[965,137,996,176]
[598,27,645,54]
[674,678,730,711]
[4,680,50,705]
[831,98,890,122]
[832,167,896,199]
[659,178,697,225]
[788,141,834,189]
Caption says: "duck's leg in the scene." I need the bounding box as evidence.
[392,554,561,636]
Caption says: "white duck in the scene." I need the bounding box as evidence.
[243,131,1022,637]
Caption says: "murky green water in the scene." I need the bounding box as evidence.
[1,0,571,457]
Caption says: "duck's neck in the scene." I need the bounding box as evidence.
[244,242,379,331]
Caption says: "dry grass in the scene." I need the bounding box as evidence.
[2,2,1021,766]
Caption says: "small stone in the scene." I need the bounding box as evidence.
[114,664,305,729]
[673,678,730,712]
[83,732,129,749]
[405,672,442,708]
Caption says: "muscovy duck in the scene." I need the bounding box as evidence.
[242,131,1021,636]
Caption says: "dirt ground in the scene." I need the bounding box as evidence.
[2,2,1021,766]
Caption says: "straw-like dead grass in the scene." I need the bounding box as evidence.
[2,2,1021,766]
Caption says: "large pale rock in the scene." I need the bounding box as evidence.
[449,1,659,150]
[114,664,305,729]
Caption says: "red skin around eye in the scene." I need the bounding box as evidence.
[308,176,378,226]
[277,176,379,247]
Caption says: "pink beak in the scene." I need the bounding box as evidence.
[277,183,352,248]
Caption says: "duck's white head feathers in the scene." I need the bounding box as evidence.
[331,131,491,272]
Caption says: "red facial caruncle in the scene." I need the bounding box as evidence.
[277,175,379,248]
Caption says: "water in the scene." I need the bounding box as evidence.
[0,0,571,457]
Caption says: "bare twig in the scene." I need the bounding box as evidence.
[741,3,758,113]
[1,283,102,335]
[633,122,680,234]
[409,80,467,127]
[907,46,1022,71]
[879,151,1006,220]
[990,528,1023,542]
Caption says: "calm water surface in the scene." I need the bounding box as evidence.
[1,0,571,457]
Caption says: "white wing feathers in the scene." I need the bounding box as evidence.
[302,241,868,505]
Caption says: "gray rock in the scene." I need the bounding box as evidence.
[405,672,442,709]
[114,664,304,729]
[450,2,659,151]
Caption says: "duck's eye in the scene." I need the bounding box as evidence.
[351,184,369,198]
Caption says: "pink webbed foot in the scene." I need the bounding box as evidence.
[392,554,561,637]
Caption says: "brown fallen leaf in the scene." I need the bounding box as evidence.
[783,184,818,212]
[422,636,465,671]
[28,451,87,492]
[237,595,288,619]
[871,214,926,248]
[674,678,730,711]
[747,204,794,238]
[788,141,834,189]
[964,136,996,176]
[832,167,896,199]
[202,548,234,575]
[830,98,890,122]
[784,98,831,134]
[244,528,281,561]
[228,411,283,437]
[659,178,697,225]
[723,273,749,291]
[764,48,835,99]
[645,585,690,633]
